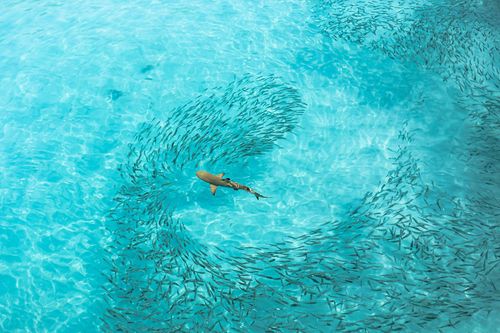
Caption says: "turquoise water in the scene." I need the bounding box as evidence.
[0,0,499,332]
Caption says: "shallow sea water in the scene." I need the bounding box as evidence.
[0,0,499,332]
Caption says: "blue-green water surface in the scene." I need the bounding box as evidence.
[0,0,499,332]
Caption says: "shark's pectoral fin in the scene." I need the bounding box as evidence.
[216,173,224,178]
[210,184,217,195]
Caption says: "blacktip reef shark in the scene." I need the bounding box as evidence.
[196,170,268,200]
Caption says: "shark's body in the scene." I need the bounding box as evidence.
[196,170,268,200]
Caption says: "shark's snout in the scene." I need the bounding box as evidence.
[196,170,208,180]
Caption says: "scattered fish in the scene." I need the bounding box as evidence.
[107,89,124,101]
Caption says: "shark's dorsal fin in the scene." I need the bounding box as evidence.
[216,173,224,178]
[210,184,217,195]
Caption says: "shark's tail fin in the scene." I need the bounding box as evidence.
[239,184,269,200]
[252,190,269,200]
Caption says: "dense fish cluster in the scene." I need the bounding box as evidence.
[313,0,499,95]
[313,0,500,197]
[102,76,498,332]
[121,74,305,181]
[310,2,500,329]
[101,3,499,330]
[101,75,308,331]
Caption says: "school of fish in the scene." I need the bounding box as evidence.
[100,0,499,331]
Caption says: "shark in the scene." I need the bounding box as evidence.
[196,170,268,200]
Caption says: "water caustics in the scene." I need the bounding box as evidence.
[101,1,499,331]
[0,0,499,332]
[102,75,308,331]
[103,74,498,331]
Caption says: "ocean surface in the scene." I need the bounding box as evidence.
[0,0,499,332]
